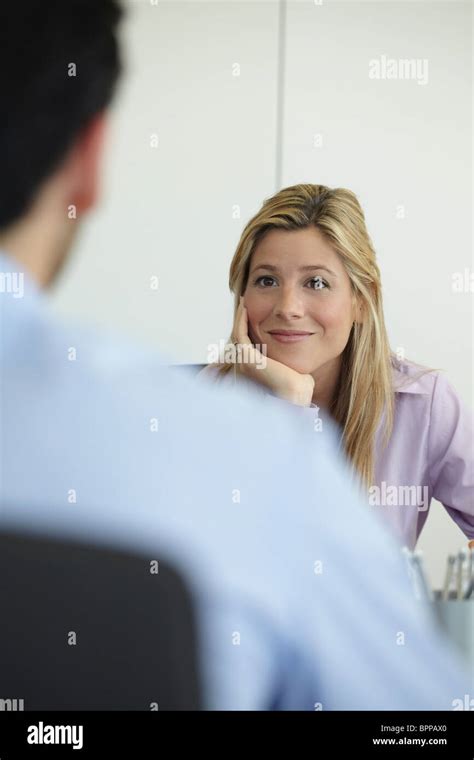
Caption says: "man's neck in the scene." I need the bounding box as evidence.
[0,215,75,290]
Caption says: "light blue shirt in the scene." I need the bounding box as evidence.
[0,250,470,710]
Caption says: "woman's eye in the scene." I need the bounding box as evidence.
[255,276,277,287]
[307,276,328,290]
[254,275,328,290]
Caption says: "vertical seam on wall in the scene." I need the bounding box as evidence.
[275,0,287,191]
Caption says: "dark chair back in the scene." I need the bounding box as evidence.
[0,529,201,710]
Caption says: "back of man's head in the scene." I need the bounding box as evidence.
[0,0,123,232]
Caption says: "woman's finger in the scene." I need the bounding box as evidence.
[230,297,242,342]
[235,297,251,345]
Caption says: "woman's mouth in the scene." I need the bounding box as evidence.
[267,330,314,344]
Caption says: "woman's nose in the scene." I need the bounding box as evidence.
[273,287,304,319]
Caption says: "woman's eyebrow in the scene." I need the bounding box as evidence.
[251,264,337,277]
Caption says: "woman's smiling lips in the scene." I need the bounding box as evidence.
[267,330,315,344]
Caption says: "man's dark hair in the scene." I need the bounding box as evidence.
[0,0,123,230]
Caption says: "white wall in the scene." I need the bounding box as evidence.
[52,0,280,361]
[50,0,473,588]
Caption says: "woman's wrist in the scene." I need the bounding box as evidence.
[276,382,314,407]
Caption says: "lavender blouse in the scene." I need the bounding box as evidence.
[199,359,474,549]
[371,360,473,549]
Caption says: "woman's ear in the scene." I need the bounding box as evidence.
[352,296,365,325]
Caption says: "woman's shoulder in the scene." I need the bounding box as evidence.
[390,356,468,422]
[197,362,239,384]
[196,363,222,381]
[378,358,468,453]
[391,356,443,396]
[196,362,269,398]
[196,362,240,388]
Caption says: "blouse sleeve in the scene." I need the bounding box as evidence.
[428,372,474,539]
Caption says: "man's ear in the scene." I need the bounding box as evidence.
[62,112,109,216]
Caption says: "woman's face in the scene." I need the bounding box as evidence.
[243,226,359,376]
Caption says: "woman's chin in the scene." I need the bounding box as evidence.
[268,352,314,375]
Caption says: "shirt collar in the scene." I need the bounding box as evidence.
[392,359,433,395]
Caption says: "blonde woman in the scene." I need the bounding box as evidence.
[199,184,474,549]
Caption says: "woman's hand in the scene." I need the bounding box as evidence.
[229,297,315,407]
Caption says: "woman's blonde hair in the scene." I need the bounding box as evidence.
[216,183,399,488]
